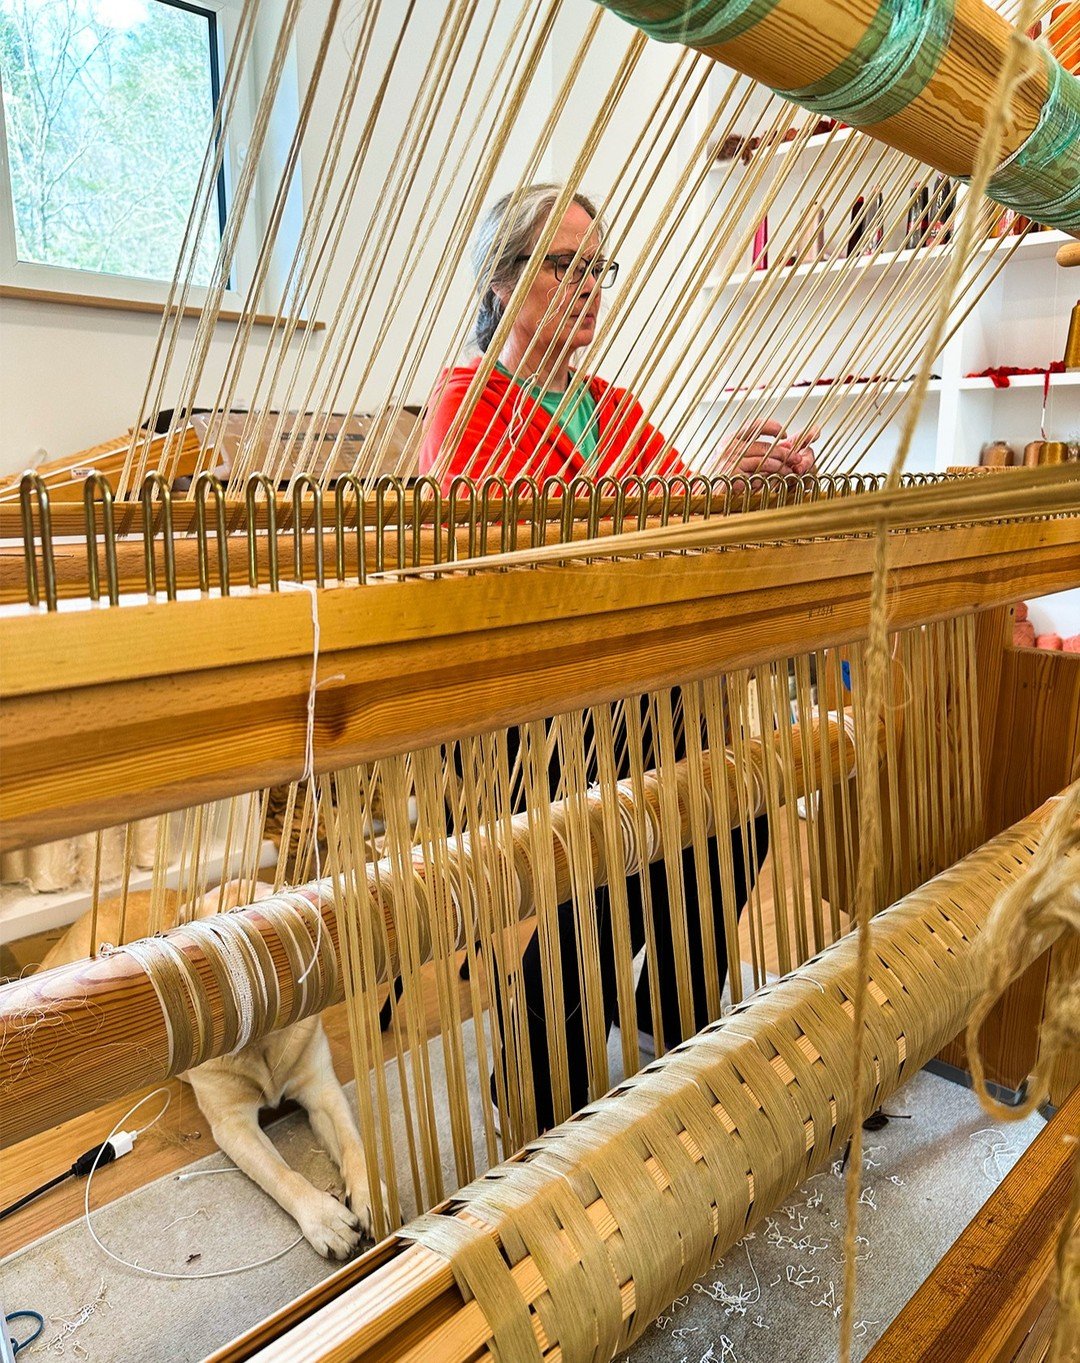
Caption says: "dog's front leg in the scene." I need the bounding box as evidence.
[187,1068,362,1260]
[290,1029,385,1237]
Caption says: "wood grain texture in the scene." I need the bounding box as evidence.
[654,0,1048,178]
[974,605,1011,819]
[984,647,1080,840]
[0,717,849,1148]
[3,519,1078,851]
[866,1085,1080,1363]
[1008,1296,1058,1363]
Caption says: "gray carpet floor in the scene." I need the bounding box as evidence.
[2,1016,1043,1362]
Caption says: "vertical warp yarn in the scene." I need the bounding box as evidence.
[118,894,335,1074]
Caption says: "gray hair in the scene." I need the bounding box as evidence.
[471,183,601,353]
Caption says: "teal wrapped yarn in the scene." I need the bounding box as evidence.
[778,0,955,129]
[596,0,1080,233]
[601,0,782,47]
[985,50,1080,234]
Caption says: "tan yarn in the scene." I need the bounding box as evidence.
[965,783,1080,1363]
[965,785,1080,1120]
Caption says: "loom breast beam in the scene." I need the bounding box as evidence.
[0,713,858,1148]
[204,791,1068,1363]
[2,469,1078,851]
[595,0,1080,235]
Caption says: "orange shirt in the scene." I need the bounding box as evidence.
[417,357,684,491]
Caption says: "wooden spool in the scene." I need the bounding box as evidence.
[598,0,1062,184]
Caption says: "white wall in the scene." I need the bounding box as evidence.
[1028,588,1080,641]
[0,0,558,474]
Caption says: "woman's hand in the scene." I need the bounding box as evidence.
[721,420,818,476]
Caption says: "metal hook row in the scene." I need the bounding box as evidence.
[16,468,939,610]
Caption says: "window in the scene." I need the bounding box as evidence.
[0,0,226,294]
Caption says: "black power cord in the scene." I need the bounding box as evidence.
[0,1131,137,1221]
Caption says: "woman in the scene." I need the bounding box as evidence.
[421,185,798,1134]
[418,183,816,485]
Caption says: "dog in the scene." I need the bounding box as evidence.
[40,881,380,1259]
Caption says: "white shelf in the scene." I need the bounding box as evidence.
[691,74,1074,615]
[704,378,942,407]
[711,125,857,168]
[703,230,1069,295]
[958,371,1080,391]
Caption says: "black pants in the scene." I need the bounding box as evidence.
[497,815,769,1132]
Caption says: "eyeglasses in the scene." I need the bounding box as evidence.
[515,253,619,288]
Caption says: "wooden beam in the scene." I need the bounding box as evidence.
[0,716,852,1148]
[938,647,1080,1090]
[2,515,1077,851]
[598,0,1056,191]
[200,796,1067,1363]
[984,649,1080,840]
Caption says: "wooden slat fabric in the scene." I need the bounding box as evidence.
[206,792,1068,1363]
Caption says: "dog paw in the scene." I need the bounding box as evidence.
[345,1176,389,1237]
[297,1189,363,1259]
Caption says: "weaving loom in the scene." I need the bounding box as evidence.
[2,0,1080,1359]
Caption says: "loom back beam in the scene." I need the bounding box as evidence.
[0,711,859,1148]
[2,471,1078,851]
[201,793,1067,1363]
[596,0,1080,235]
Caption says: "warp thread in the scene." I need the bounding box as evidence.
[965,783,1080,1362]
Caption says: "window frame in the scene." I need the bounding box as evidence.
[0,0,258,312]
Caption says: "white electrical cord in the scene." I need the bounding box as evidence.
[84,1088,304,1279]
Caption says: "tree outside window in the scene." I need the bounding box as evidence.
[0,0,223,287]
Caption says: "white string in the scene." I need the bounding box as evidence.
[280,580,327,985]
[201,916,261,1050]
[84,1088,305,1279]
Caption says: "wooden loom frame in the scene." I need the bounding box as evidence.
[2,469,1079,1361]
[3,0,1080,1323]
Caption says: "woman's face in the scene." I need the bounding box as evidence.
[495,202,606,368]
